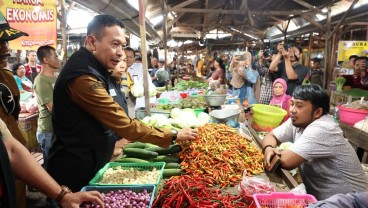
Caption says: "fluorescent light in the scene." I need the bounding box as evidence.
[67,9,94,31]
[127,0,139,11]
[316,14,326,21]
[150,15,163,26]
[183,40,193,44]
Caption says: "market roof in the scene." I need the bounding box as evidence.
[69,0,367,46]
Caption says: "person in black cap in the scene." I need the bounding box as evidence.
[0,11,104,207]
[306,57,324,87]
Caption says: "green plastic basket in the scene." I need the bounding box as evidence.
[89,162,165,187]
[81,185,156,208]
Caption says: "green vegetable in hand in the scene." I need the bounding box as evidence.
[335,77,346,91]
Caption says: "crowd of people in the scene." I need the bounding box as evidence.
[0,11,367,207]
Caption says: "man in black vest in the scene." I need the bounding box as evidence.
[0,11,103,207]
[48,14,197,192]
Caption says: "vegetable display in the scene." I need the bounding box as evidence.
[173,80,209,91]
[153,175,252,208]
[99,167,160,185]
[81,189,152,208]
[180,123,264,188]
[140,108,210,129]
[116,142,183,178]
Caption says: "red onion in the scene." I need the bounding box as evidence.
[80,189,151,208]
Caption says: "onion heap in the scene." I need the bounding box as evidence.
[81,189,152,208]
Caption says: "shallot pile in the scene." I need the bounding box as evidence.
[81,189,152,208]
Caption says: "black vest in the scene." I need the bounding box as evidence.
[47,47,115,192]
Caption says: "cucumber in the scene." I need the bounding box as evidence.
[116,157,150,163]
[144,143,161,149]
[164,163,180,169]
[152,155,181,163]
[163,169,182,178]
[123,148,158,159]
[145,144,183,155]
[124,142,147,149]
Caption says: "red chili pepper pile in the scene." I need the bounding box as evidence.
[180,123,264,187]
[153,175,256,208]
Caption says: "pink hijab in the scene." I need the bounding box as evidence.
[269,78,291,110]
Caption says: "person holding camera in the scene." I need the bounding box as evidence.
[269,42,308,96]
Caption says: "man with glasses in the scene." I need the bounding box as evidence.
[48,14,197,192]
[269,42,309,95]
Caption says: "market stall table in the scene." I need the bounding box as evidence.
[339,122,368,163]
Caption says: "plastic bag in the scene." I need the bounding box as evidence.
[238,170,276,201]
[290,183,307,194]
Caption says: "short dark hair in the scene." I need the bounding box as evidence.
[312,57,322,63]
[349,55,359,60]
[293,85,330,115]
[354,56,368,64]
[87,14,125,40]
[291,44,302,54]
[37,45,56,64]
[124,46,135,54]
[11,63,23,75]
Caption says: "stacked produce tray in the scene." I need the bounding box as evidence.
[81,185,156,208]
[89,162,165,187]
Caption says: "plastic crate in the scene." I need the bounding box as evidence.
[253,192,317,208]
[89,162,165,186]
[81,185,156,208]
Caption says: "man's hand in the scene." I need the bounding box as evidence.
[176,128,198,142]
[280,47,291,60]
[263,147,282,168]
[60,191,104,208]
[277,42,284,53]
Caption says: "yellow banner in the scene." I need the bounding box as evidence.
[1,0,57,50]
[337,41,368,62]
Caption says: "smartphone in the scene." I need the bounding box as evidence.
[234,54,246,61]
[265,155,281,173]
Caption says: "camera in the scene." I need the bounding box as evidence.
[263,48,272,58]
[284,44,291,51]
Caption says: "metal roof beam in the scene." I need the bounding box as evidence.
[170,8,309,16]
[292,0,323,14]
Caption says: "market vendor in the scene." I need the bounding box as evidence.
[47,14,197,192]
[262,85,368,200]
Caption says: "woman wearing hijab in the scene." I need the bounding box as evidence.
[269,78,291,122]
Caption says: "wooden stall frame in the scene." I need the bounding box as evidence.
[244,120,299,189]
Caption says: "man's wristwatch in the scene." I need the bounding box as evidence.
[262,145,274,154]
[171,129,178,142]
